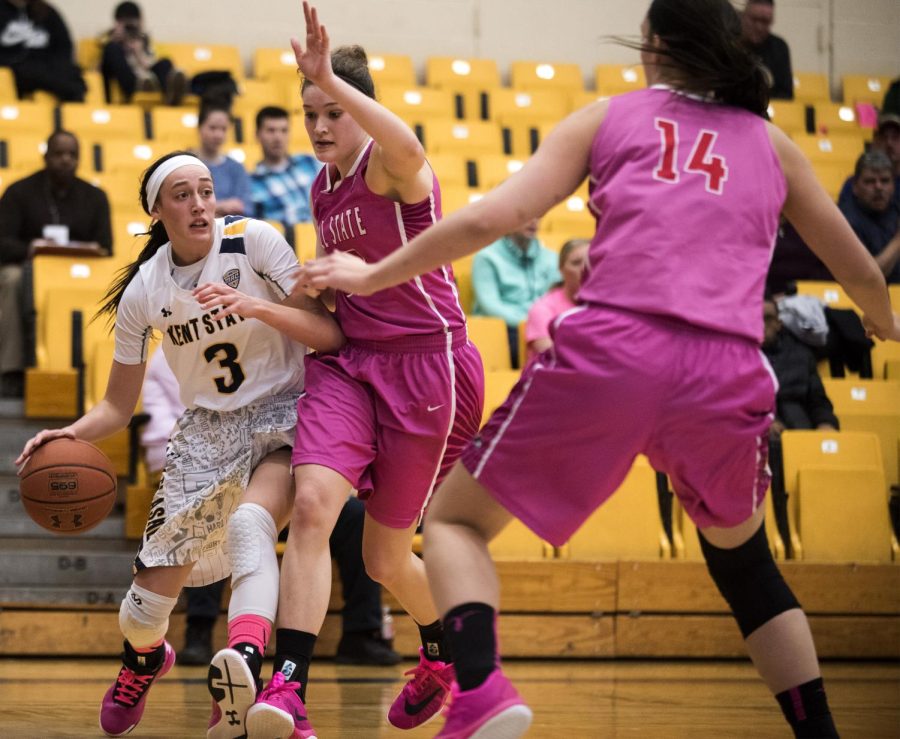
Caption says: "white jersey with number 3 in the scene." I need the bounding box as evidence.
[114,216,306,411]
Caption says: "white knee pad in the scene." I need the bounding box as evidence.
[227,503,279,622]
[118,583,178,648]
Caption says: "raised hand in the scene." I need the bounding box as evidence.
[297,251,380,296]
[290,1,333,87]
[194,282,263,320]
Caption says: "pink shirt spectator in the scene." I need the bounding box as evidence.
[524,287,575,362]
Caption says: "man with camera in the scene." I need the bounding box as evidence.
[99,1,187,105]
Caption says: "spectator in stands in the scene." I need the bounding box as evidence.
[762,296,839,555]
[838,114,900,210]
[139,349,400,667]
[523,238,589,362]
[472,218,559,367]
[0,130,111,398]
[250,105,322,238]
[194,101,252,217]
[839,151,900,283]
[741,0,793,100]
[98,1,187,105]
[883,79,900,118]
[0,0,85,101]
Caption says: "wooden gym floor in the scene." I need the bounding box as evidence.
[0,658,897,738]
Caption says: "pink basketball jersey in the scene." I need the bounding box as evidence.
[311,141,465,342]
[579,87,787,342]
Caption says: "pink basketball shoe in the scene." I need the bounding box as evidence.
[436,669,532,739]
[245,671,317,739]
[387,648,455,729]
[99,641,176,736]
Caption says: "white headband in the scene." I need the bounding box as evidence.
[144,154,211,214]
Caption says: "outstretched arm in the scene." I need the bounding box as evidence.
[293,2,430,201]
[297,100,608,296]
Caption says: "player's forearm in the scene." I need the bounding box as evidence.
[254,300,345,353]
[67,401,132,443]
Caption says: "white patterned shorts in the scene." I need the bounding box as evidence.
[135,393,298,587]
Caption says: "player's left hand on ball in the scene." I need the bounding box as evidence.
[193,282,259,319]
[298,252,378,296]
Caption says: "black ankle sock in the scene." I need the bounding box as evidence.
[776,677,839,738]
[417,619,451,663]
[442,603,496,691]
[231,642,264,684]
[123,640,166,673]
[273,629,317,701]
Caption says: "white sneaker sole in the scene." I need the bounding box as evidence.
[470,704,533,739]
[208,649,258,739]
[246,702,317,739]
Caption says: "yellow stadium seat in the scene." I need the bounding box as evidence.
[150,106,201,148]
[232,78,292,116]
[293,222,318,263]
[564,456,670,560]
[482,369,520,425]
[511,60,584,93]
[451,255,474,314]
[793,134,866,168]
[425,56,501,120]
[4,134,46,171]
[488,518,553,559]
[378,85,455,125]
[426,153,469,189]
[367,53,416,89]
[594,64,646,97]
[98,140,170,176]
[541,191,595,235]
[791,72,831,105]
[36,287,110,372]
[812,102,862,136]
[891,285,900,306]
[77,38,102,71]
[61,103,146,142]
[489,88,568,157]
[793,280,855,309]
[111,215,151,266]
[467,316,511,371]
[823,379,900,489]
[440,186,486,215]
[0,100,55,138]
[419,119,503,156]
[31,255,121,332]
[842,74,894,107]
[86,170,143,212]
[0,67,16,101]
[812,162,851,202]
[781,429,894,561]
[473,154,525,189]
[253,47,300,82]
[162,42,244,83]
[767,100,807,136]
[871,339,900,380]
[82,70,106,106]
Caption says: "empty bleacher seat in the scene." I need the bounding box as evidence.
[488,518,553,559]
[253,47,300,83]
[0,67,17,101]
[0,101,55,139]
[489,88,568,157]
[541,191,594,235]
[673,495,784,560]
[482,369,521,425]
[161,42,244,83]
[564,456,671,560]
[378,85,455,125]
[419,119,503,156]
[293,222,318,263]
[793,133,866,169]
[511,60,584,94]
[594,64,645,97]
[782,429,894,562]
[366,53,416,89]
[473,154,525,189]
[791,72,831,105]
[61,103,146,142]
[841,74,894,107]
[425,152,469,189]
[467,316,511,371]
[812,102,861,136]
[793,280,856,310]
[767,100,808,136]
[822,379,900,489]
[425,56,501,120]
[871,338,900,381]
[451,255,474,314]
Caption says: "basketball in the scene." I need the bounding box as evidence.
[19,438,117,535]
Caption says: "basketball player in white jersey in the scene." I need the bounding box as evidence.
[16,151,344,738]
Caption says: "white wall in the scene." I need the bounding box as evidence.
[58,0,899,93]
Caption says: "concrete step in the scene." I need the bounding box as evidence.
[0,415,66,475]
[0,537,136,587]
[0,585,127,609]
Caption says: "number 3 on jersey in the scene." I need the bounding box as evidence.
[204,342,245,394]
[654,118,728,195]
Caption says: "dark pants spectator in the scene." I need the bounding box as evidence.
[11,59,85,101]
[100,42,173,102]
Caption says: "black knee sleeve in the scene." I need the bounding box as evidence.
[699,523,800,638]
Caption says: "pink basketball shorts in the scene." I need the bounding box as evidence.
[292,329,484,528]
[461,305,776,546]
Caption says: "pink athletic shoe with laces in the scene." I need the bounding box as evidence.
[387,647,455,729]
[436,669,532,739]
[245,672,317,739]
[99,641,176,736]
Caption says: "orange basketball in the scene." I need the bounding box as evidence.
[19,438,117,534]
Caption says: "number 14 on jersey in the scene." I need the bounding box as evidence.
[654,118,729,195]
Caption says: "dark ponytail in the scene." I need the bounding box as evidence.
[96,150,191,322]
[620,0,770,117]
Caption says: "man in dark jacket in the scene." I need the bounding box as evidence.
[0,130,111,397]
[741,0,794,100]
